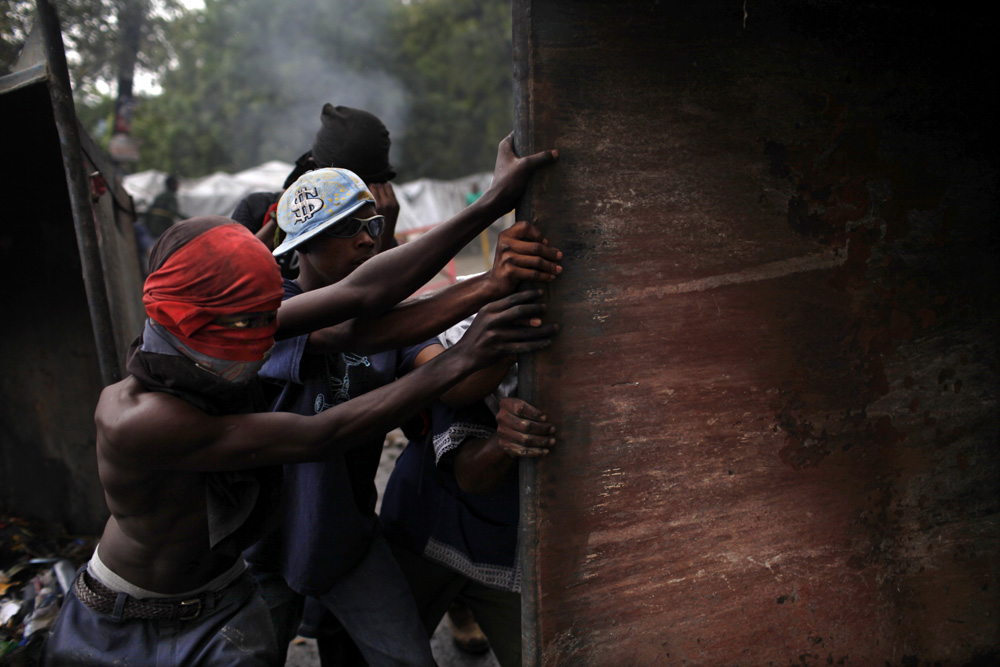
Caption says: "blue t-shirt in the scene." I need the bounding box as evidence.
[244,279,437,595]
[381,401,521,592]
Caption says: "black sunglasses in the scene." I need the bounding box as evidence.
[321,214,385,239]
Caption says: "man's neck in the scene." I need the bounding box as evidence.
[295,270,325,293]
[295,262,349,293]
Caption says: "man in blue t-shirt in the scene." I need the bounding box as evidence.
[244,164,564,666]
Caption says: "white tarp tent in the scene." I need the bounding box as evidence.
[124,164,497,235]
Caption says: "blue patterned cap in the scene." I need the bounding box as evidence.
[273,168,375,256]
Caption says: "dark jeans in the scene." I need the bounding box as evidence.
[42,571,279,666]
[253,535,435,667]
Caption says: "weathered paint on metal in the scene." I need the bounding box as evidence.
[0,1,144,532]
[514,1,998,664]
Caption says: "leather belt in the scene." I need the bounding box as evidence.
[73,569,231,621]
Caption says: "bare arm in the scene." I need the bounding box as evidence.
[453,398,556,494]
[411,344,514,408]
[101,292,555,473]
[303,221,562,354]
[305,273,497,355]
[275,136,558,339]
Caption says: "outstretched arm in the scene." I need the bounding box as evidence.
[275,136,558,339]
[101,292,557,472]
[304,221,562,354]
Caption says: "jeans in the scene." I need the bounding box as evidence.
[42,571,279,666]
[253,535,435,667]
[253,570,305,665]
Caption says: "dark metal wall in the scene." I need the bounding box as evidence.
[0,1,145,533]
[514,2,997,664]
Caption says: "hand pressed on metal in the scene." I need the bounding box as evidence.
[486,134,559,214]
[455,290,558,366]
[488,221,563,298]
[496,397,556,458]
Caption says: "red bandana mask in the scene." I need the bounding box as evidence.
[143,219,283,361]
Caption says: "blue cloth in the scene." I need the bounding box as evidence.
[244,278,438,665]
[42,571,278,666]
[255,535,435,667]
[311,536,433,666]
[244,279,436,594]
[381,401,521,593]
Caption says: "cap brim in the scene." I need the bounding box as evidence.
[272,199,370,256]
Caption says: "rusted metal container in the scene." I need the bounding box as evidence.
[0,0,144,533]
[514,1,997,664]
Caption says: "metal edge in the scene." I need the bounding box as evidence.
[35,0,121,386]
[0,62,49,95]
[512,1,542,665]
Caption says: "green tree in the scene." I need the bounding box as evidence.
[2,0,185,171]
[131,0,405,176]
[4,0,518,181]
[0,0,182,93]
[131,0,515,179]
[387,0,513,180]
[0,0,34,73]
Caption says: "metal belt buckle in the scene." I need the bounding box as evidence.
[179,598,202,620]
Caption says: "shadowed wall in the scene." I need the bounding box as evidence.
[514,2,997,664]
[1,7,144,534]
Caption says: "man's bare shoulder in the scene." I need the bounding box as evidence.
[96,377,212,466]
[96,376,194,431]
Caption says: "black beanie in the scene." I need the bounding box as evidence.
[310,104,396,183]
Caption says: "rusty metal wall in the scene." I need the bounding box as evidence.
[514,1,997,664]
[0,2,144,533]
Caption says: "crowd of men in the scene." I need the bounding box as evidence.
[41,105,561,666]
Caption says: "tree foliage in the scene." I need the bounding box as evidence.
[0,0,34,73]
[2,0,516,180]
[0,0,182,95]
[387,0,513,180]
[127,0,407,175]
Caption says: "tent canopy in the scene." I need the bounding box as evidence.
[124,163,494,234]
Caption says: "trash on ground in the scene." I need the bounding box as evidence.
[0,513,97,664]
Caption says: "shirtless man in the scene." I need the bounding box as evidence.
[42,136,558,666]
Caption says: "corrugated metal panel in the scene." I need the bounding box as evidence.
[514,1,998,664]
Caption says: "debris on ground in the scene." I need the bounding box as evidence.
[0,513,98,665]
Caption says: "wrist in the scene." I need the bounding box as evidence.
[446,341,484,377]
[468,271,505,301]
[485,434,513,462]
[472,186,506,219]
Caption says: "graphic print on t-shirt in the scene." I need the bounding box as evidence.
[313,353,371,412]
